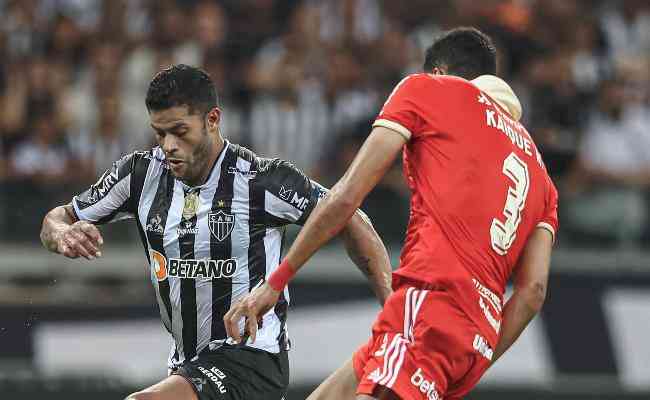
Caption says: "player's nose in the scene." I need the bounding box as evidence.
[161,134,179,155]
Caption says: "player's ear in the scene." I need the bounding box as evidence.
[206,107,221,129]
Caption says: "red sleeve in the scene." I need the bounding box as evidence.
[373,74,430,140]
[537,177,559,243]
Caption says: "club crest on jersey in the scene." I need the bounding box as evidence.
[208,211,235,242]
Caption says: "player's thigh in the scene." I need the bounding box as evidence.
[357,288,487,399]
[125,374,198,400]
[175,345,289,400]
[307,358,358,400]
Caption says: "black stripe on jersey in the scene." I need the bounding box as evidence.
[146,171,175,335]
[275,294,289,349]
[275,233,289,349]
[210,147,237,341]
[247,156,268,291]
[179,188,200,360]
[131,153,152,261]
[127,151,151,213]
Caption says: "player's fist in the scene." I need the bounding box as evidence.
[56,221,104,260]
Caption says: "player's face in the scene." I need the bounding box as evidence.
[150,105,217,186]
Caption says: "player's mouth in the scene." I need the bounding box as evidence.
[167,159,185,171]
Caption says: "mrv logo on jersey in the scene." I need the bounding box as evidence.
[149,250,237,280]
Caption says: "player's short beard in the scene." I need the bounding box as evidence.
[184,123,212,186]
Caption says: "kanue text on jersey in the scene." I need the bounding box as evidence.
[72,142,326,368]
[374,74,559,346]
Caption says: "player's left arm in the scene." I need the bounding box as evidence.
[492,179,559,364]
[491,227,552,364]
[224,128,406,342]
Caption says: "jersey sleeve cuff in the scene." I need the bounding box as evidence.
[373,119,412,141]
[71,197,90,223]
[536,222,556,243]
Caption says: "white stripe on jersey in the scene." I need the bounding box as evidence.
[264,190,303,222]
[231,157,252,290]
[138,161,174,338]
[194,180,219,356]
[242,226,285,352]
[73,174,132,223]
[166,180,186,360]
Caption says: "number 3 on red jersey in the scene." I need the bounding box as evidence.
[490,152,529,255]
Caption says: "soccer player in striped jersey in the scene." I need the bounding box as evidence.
[40,64,393,400]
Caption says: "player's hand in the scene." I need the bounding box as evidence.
[224,282,281,344]
[56,221,104,260]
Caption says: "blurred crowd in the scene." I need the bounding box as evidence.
[0,0,649,246]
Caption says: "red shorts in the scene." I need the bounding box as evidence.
[353,287,492,399]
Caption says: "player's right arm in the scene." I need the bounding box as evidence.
[40,152,143,260]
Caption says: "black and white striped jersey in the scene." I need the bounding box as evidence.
[71,141,326,368]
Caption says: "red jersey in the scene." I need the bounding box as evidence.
[374,73,559,345]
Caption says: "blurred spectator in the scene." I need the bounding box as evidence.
[193,1,227,58]
[248,3,329,174]
[71,92,129,179]
[326,47,379,133]
[564,76,650,245]
[317,0,383,47]
[8,111,73,184]
[66,39,134,160]
[0,57,70,152]
[46,13,86,72]
[0,0,47,58]
[601,0,650,59]
[203,51,245,144]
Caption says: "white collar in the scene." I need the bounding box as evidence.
[471,75,523,121]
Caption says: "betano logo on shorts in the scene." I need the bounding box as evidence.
[149,250,237,281]
[410,368,441,400]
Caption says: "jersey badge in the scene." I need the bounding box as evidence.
[208,211,235,242]
[182,192,200,220]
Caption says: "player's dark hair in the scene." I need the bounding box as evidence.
[423,27,497,80]
[145,64,218,115]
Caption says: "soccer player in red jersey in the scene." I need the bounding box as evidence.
[225,27,559,399]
